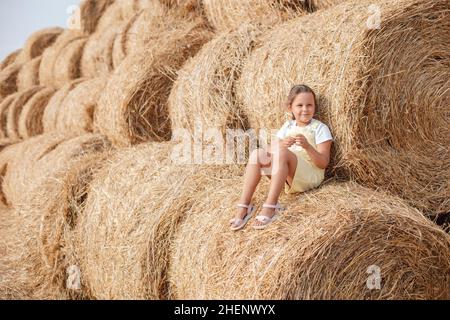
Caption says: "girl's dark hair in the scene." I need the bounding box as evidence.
[284,84,318,119]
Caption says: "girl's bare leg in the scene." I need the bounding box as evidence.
[232,148,272,223]
[253,146,297,227]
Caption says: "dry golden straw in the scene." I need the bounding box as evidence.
[0,49,21,72]
[79,0,115,34]
[237,0,450,216]
[14,150,112,299]
[0,62,22,99]
[168,24,263,136]
[42,79,84,133]
[39,30,86,87]
[18,87,56,139]
[0,95,17,138]
[2,133,111,208]
[6,86,43,140]
[17,56,41,91]
[16,27,64,63]
[78,142,243,299]
[56,77,107,135]
[202,0,306,31]
[95,13,213,147]
[81,24,124,78]
[170,179,450,299]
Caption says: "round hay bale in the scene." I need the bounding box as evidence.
[2,133,111,208]
[0,49,21,72]
[170,180,450,299]
[124,7,166,57]
[56,77,107,135]
[237,0,450,216]
[95,1,126,33]
[53,38,87,88]
[39,30,86,87]
[81,25,123,79]
[16,151,112,299]
[16,27,64,63]
[78,142,242,299]
[79,0,115,34]
[168,24,262,136]
[202,0,306,31]
[6,86,43,140]
[111,12,142,69]
[120,0,165,20]
[0,62,22,99]
[95,15,213,147]
[305,0,348,11]
[18,87,56,139]
[0,95,17,138]
[1,133,70,207]
[17,56,41,91]
[160,0,203,18]
[42,79,84,133]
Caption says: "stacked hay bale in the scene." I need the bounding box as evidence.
[202,0,306,31]
[5,86,44,140]
[15,27,64,64]
[170,179,450,299]
[113,4,166,63]
[55,77,107,135]
[17,57,42,91]
[168,23,263,138]
[42,79,85,133]
[0,133,112,298]
[13,150,112,299]
[2,133,111,207]
[39,30,87,88]
[0,49,21,72]
[0,27,63,100]
[77,0,115,34]
[17,87,56,139]
[0,62,22,100]
[95,12,213,147]
[236,0,450,216]
[77,142,243,299]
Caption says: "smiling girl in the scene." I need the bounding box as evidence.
[229,84,334,230]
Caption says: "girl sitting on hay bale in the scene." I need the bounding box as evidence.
[230,84,333,230]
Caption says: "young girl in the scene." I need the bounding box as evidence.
[229,84,333,230]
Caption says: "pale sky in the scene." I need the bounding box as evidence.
[0,0,80,61]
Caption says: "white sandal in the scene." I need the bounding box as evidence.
[253,203,283,230]
[229,203,255,231]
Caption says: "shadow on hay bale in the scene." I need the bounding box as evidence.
[95,13,213,147]
[170,179,450,299]
[237,0,450,216]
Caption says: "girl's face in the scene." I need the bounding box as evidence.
[289,92,316,125]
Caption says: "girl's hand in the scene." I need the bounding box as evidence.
[295,134,312,150]
[282,137,296,148]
